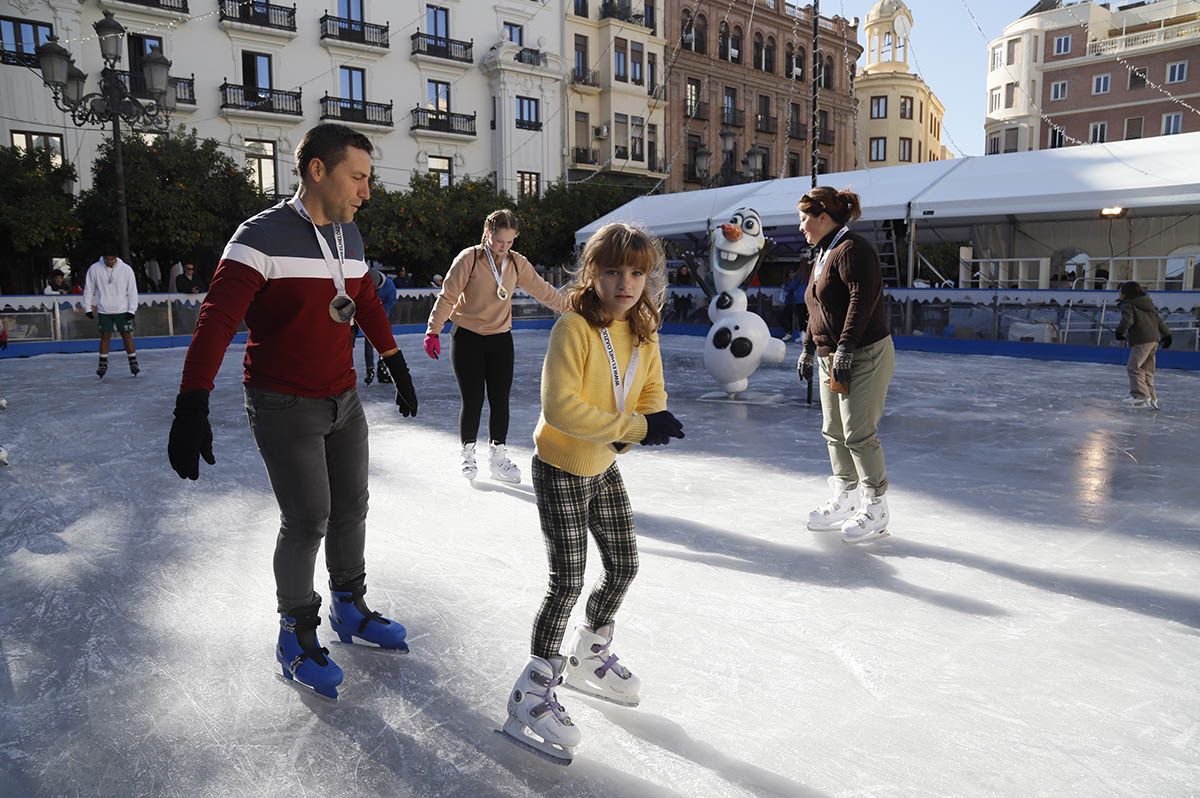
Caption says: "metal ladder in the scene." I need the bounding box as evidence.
[872,220,903,286]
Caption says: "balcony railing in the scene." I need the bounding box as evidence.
[1087,20,1200,57]
[720,107,745,127]
[646,155,665,172]
[320,95,393,126]
[685,101,709,121]
[816,127,835,145]
[410,106,477,136]
[648,83,665,100]
[600,1,645,25]
[220,82,303,115]
[515,47,543,66]
[1,48,38,67]
[755,114,778,133]
[571,67,600,87]
[630,145,645,162]
[120,0,189,11]
[411,32,473,63]
[573,147,599,165]
[516,118,543,131]
[219,1,296,31]
[788,120,808,139]
[320,14,389,48]
[115,69,156,100]
[174,74,196,104]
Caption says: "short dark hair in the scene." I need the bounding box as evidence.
[294,123,373,183]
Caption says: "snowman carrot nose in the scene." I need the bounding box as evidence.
[722,224,742,240]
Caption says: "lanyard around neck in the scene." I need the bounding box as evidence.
[291,193,348,297]
[483,245,509,298]
[813,226,850,280]
[599,327,639,414]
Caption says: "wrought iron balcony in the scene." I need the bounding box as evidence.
[685,101,709,121]
[220,82,303,115]
[720,107,745,127]
[816,127,835,145]
[320,95,393,126]
[1,48,38,67]
[115,69,157,100]
[411,32,473,63]
[516,118,543,131]
[515,47,543,66]
[319,14,389,48]
[119,0,189,11]
[573,147,599,165]
[755,114,778,134]
[571,67,600,87]
[410,106,477,136]
[600,1,644,25]
[219,1,296,32]
[788,120,808,140]
[174,74,196,105]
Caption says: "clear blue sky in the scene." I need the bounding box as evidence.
[844,0,1036,156]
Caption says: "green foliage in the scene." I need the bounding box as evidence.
[73,126,271,268]
[0,145,78,293]
[516,176,644,269]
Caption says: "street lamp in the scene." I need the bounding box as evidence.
[36,10,175,264]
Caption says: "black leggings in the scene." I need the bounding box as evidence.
[451,327,514,445]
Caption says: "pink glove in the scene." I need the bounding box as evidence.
[423,333,441,359]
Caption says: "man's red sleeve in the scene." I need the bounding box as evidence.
[179,259,265,393]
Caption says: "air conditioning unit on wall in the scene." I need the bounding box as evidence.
[594,124,610,139]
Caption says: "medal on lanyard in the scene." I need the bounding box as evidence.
[483,243,510,301]
[291,192,356,324]
[812,226,850,281]
[600,327,639,452]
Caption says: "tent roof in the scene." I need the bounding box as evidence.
[574,131,1200,244]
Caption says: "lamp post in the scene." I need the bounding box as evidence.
[696,129,768,187]
[36,10,175,264]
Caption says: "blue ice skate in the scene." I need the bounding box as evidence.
[277,609,344,700]
[329,580,409,652]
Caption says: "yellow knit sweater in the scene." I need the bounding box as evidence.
[534,312,668,477]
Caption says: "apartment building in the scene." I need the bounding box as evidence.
[564,0,668,189]
[665,0,861,192]
[984,0,1199,154]
[855,0,950,168]
[0,0,566,200]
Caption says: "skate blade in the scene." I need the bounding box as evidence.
[332,636,410,654]
[561,680,641,707]
[495,723,573,766]
[842,529,891,545]
[276,671,340,701]
[490,473,521,485]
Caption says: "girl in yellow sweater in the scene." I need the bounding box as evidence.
[501,223,684,764]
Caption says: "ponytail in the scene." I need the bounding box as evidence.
[797,186,862,225]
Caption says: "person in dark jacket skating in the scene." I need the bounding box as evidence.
[1114,280,1172,410]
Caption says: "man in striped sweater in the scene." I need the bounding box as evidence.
[167,124,418,699]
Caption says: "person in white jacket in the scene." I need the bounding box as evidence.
[82,253,140,378]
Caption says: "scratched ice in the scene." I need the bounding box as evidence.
[1,331,1198,797]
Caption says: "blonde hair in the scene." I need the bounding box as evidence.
[480,208,520,247]
[566,222,666,343]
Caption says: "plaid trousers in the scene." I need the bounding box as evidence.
[530,456,639,660]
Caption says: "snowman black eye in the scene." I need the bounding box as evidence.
[730,214,743,225]
[744,218,757,233]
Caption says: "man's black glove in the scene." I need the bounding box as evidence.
[797,349,814,381]
[85,311,94,320]
[832,346,854,387]
[1114,331,1126,341]
[382,351,418,417]
[1161,334,1172,350]
[168,389,215,480]
[641,410,684,446]
[124,312,135,321]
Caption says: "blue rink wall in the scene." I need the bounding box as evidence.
[4,318,1199,370]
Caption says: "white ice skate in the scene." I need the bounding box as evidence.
[807,477,862,531]
[461,442,478,481]
[841,487,890,544]
[500,655,580,765]
[489,443,521,484]
[563,623,641,707]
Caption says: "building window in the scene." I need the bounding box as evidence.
[753,32,763,71]
[1162,112,1183,135]
[987,134,1000,155]
[614,37,627,81]
[574,0,587,17]
[718,21,730,60]
[242,51,273,98]
[340,0,363,20]
[816,156,828,175]
[517,171,540,199]
[988,88,1001,113]
[1124,117,1143,140]
[918,140,922,161]
[631,41,644,85]
[898,137,912,162]
[1050,80,1067,101]
[1128,67,1147,90]
[0,16,53,67]
[686,134,702,180]
[630,116,645,160]
[990,45,1002,71]
[614,113,629,159]
[870,95,887,119]
[503,21,523,45]
[10,130,64,166]
[1053,34,1070,56]
[427,79,450,111]
[426,5,449,39]
[1005,82,1017,108]
[647,52,657,93]
[869,137,886,161]
[822,55,834,89]
[1003,127,1018,153]
[428,155,452,187]
[686,78,701,116]
[340,66,365,101]
[730,26,743,64]
[516,96,541,130]
[1047,126,1065,148]
[764,36,776,74]
[245,139,277,194]
[1092,74,1110,95]
[899,96,913,120]
[1089,121,1107,143]
[1006,38,1019,65]
[1167,61,1187,84]
[787,152,800,177]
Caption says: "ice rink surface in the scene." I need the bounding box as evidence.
[1,331,1198,798]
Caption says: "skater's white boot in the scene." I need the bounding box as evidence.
[489,442,521,484]
[563,623,641,707]
[460,442,478,481]
[502,655,581,764]
[841,486,890,544]
[807,476,862,531]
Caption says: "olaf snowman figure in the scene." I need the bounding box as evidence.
[702,208,787,396]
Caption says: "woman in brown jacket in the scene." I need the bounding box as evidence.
[424,209,567,483]
[797,187,896,544]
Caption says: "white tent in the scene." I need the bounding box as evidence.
[574,131,1200,244]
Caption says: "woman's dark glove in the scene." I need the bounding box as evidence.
[641,410,684,446]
